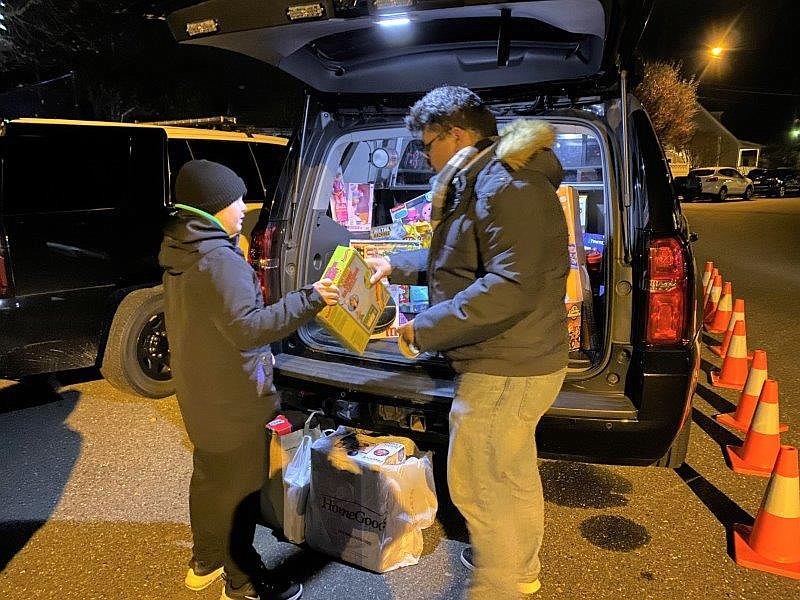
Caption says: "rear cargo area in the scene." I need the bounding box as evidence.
[298,117,610,371]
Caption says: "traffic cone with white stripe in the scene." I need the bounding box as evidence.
[731,445,800,579]
[701,261,714,289]
[715,350,786,433]
[703,268,719,307]
[710,299,753,358]
[711,320,749,390]
[703,274,723,325]
[706,281,733,333]
[726,379,784,476]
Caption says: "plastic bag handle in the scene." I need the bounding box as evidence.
[303,409,324,436]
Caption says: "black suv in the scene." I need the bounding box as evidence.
[168,0,700,467]
[748,167,800,198]
[0,119,288,397]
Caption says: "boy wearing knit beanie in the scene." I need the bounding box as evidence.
[160,160,338,600]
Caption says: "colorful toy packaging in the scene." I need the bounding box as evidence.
[317,246,390,353]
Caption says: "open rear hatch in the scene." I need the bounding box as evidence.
[167,0,653,95]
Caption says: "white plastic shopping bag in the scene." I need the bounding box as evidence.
[283,434,314,544]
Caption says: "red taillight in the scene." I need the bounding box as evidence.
[248,221,284,303]
[646,236,689,345]
[0,245,9,297]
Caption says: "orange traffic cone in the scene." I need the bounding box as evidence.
[732,445,800,579]
[715,350,786,433]
[701,261,714,289]
[706,281,733,333]
[703,267,719,307]
[711,320,749,390]
[710,298,746,357]
[726,379,785,476]
[703,274,723,324]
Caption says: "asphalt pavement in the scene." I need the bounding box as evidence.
[2,197,800,599]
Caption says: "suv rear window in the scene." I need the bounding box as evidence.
[4,132,129,215]
[689,169,715,177]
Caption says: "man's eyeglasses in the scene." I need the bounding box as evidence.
[421,130,449,157]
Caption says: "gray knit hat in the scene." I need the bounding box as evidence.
[174,159,247,215]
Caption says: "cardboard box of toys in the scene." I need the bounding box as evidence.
[349,240,422,339]
[557,185,593,352]
[317,246,391,353]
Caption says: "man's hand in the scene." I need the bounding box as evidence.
[397,319,420,358]
[313,278,339,306]
[366,256,392,285]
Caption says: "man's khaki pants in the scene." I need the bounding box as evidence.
[448,369,566,599]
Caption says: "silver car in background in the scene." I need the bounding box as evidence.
[689,167,754,202]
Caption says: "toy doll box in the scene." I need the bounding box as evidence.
[317,245,390,354]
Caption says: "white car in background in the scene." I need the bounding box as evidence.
[688,167,754,202]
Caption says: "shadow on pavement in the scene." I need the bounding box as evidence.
[0,381,81,570]
[541,461,633,508]
[700,333,720,348]
[694,384,737,415]
[674,463,753,530]
[691,407,742,450]
[700,359,719,383]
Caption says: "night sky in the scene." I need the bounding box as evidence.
[0,1,796,145]
[640,0,799,144]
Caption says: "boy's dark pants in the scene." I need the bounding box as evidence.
[189,428,267,587]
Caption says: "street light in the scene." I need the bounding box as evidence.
[709,46,725,59]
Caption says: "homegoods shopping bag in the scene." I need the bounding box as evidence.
[305,427,437,573]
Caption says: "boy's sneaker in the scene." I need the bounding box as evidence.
[459,546,541,595]
[221,578,303,600]
[185,559,224,591]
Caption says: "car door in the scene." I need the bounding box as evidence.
[0,124,132,376]
[719,169,739,194]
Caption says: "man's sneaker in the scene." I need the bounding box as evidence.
[460,546,475,571]
[221,579,303,600]
[185,559,224,591]
[459,546,541,595]
[260,579,303,600]
[221,580,260,600]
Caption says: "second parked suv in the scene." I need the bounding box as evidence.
[167,0,700,468]
[0,119,288,397]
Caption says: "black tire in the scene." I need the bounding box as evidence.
[654,418,691,468]
[742,186,753,200]
[716,187,728,202]
[100,286,174,398]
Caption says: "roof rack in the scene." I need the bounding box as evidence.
[138,115,293,139]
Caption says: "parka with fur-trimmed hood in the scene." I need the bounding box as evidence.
[390,119,569,376]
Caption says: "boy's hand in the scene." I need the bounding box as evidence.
[366,256,392,285]
[313,278,339,306]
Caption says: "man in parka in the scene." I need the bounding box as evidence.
[160,159,338,600]
[367,87,569,599]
